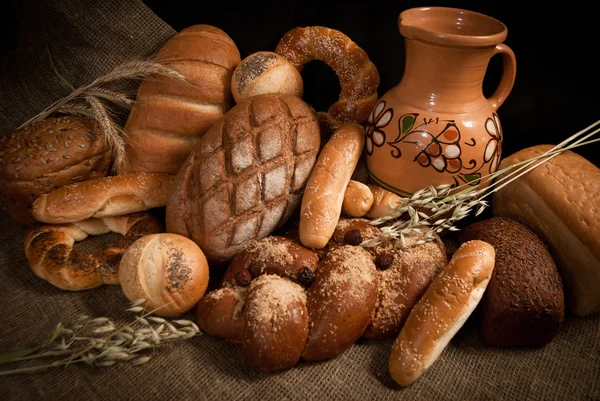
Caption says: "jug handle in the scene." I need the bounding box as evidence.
[488,43,517,111]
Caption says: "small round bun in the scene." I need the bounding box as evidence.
[119,233,210,317]
[231,51,303,103]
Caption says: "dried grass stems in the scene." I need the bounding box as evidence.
[17,59,192,172]
[0,299,202,375]
[362,119,600,248]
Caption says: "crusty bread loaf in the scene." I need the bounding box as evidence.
[165,93,320,263]
[119,25,241,174]
[389,240,495,387]
[119,233,210,317]
[492,145,599,317]
[0,116,111,225]
[231,51,303,104]
[299,123,365,249]
[33,172,175,223]
[459,217,565,346]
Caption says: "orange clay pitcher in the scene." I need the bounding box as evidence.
[365,7,516,196]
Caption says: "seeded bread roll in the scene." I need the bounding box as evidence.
[492,145,600,317]
[231,51,303,104]
[459,217,565,346]
[119,233,210,317]
[0,116,111,225]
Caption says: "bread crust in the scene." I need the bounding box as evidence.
[492,145,600,316]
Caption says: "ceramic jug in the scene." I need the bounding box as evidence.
[365,7,516,197]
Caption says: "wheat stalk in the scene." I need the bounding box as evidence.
[361,120,600,248]
[0,299,201,375]
[17,58,192,172]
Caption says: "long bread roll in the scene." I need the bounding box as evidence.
[492,145,600,317]
[299,123,364,249]
[119,25,241,174]
[389,240,495,387]
[32,173,175,223]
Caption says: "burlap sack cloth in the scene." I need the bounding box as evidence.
[0,1,598,400]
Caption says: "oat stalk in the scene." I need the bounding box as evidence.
[362,120,600,248]
[0,299,202,376]
[17,58,192,172]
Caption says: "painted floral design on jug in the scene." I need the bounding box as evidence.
[364,7,516,196]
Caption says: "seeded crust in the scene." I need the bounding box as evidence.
[0,116,111,225]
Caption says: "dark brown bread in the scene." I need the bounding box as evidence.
[0,116,111,225]
[459,217,565,346]
[165,93,321,263]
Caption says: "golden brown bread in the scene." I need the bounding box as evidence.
[342,180,374,217]
[275,26,379,134]
[23,212,162,291]
[0,116,111,225]
[196,286,247,344]
[459,217,565,346]
[492,145,600,317]
[241,275,308,371]
[220,236,319,287]
[119,25,241,174]
[365,184,404,219]
[302,245,378,361]
[389,240,495,387]
[231,51,303,103]
[32,172,175,224]
[299,123,365,249]
[119,233,210,317]
[166,93,321,263]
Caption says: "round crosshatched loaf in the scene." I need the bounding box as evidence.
[166,93,321,263]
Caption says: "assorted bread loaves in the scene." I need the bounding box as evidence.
[492,145,600,317]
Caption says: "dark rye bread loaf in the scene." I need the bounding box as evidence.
[166,93,320,263]
[459,217,565,347]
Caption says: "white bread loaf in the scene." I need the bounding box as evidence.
[119,25,241,175]
[492,145,600,317]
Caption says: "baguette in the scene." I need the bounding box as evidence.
[492,145,600,316]
[299,123,365,249]
[389,240,495,387]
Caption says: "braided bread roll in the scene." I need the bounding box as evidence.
[24,212,162,291]
[119,25,241,174]
[275,26,380,134]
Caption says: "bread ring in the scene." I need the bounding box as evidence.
[275,26,380,134]
[24,212,163,291]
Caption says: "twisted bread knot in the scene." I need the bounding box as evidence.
[275,26,380,135]
[24,212,162,291]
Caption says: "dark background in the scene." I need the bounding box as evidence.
[1,0,598,165]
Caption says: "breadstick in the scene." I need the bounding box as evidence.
[342,180,374,217]
[389,240,496,387]
[299,123,364,249]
